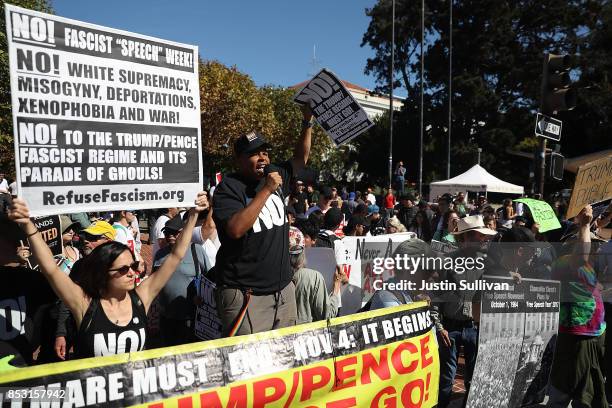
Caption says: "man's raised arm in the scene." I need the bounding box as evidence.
[291,104,314,173]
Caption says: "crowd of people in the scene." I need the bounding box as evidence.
[0,116,610,408]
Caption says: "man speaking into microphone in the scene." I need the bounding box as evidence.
[212,106,313,336]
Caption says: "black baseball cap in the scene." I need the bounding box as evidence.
[162,215,185,233]
[234,132,271,156]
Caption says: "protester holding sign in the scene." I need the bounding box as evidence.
[548,205,608,408]
[0,217,57,368]
[153,214,210,346]
[8,192,208,358]
[212,105,313,336]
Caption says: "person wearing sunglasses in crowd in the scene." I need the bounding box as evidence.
[8,192,209,358]
[57,215,82,275]
[80,220,116,256]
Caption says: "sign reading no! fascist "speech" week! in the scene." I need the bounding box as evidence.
[5,5,202,216]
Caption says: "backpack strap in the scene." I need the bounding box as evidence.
[190,243,203,278]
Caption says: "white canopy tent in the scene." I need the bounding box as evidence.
[429,164,524,200]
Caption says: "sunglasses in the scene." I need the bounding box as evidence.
[163,229,180,236]
[82,233,105,242]
[108,261,140,275]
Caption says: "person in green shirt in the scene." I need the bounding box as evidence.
[453,192,468,217]
[433,210,460,244]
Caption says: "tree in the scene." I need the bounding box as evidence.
[361,0,607,194]
[199,64,348,182]
[0,0,53,179]
[199,60,276,175]
[260,86,344,181]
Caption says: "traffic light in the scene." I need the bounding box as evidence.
[549,152,564,181]
[540,53,577,115]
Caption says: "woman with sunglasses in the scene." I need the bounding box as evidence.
[8,192,208,358]
[58,215,81,274]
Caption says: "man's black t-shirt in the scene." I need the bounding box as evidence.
[213,161,293,294]
[293,191,308,215]
[0,266,57,367]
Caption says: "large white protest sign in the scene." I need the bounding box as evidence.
[336,233,416,314]
[293,69,374,146]
[5,5,202,216]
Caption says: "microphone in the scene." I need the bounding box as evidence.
[263,164,283,197]
[263,164,279,176]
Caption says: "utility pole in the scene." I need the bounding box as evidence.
[388,0,395,189]
[418,0,424,197]
[447,0,452,179]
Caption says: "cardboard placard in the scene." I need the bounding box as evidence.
[515,198,562,233]
[566,155,612,219]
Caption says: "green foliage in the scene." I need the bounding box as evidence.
[0,0,53,177]
[199,63,344,178]
[362,0,610,192]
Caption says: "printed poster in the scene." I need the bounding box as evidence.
[294,68,374,146]
[5,5,202,216]
[466,276,560,408]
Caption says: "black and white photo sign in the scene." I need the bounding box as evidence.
[5,5,202,216]
[294,68,373,146]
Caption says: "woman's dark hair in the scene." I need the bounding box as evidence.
[411,210,433,242]
[442,210,459,231]
[72,241,134,299]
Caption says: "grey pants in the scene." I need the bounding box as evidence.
[216,281,297,336]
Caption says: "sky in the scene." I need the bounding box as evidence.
[53,0,386,91]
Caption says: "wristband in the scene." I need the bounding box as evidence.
[26,229,39,238]
[301,119,314,129]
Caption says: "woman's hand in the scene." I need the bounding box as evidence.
[8,198,33,228]
[194,191,209,213]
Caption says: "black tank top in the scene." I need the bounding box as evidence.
[75,291,147,358]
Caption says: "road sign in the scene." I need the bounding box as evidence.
[535,113,563,141]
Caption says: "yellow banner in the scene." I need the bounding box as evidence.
[0,303,438,407]
[136,332,439,408]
